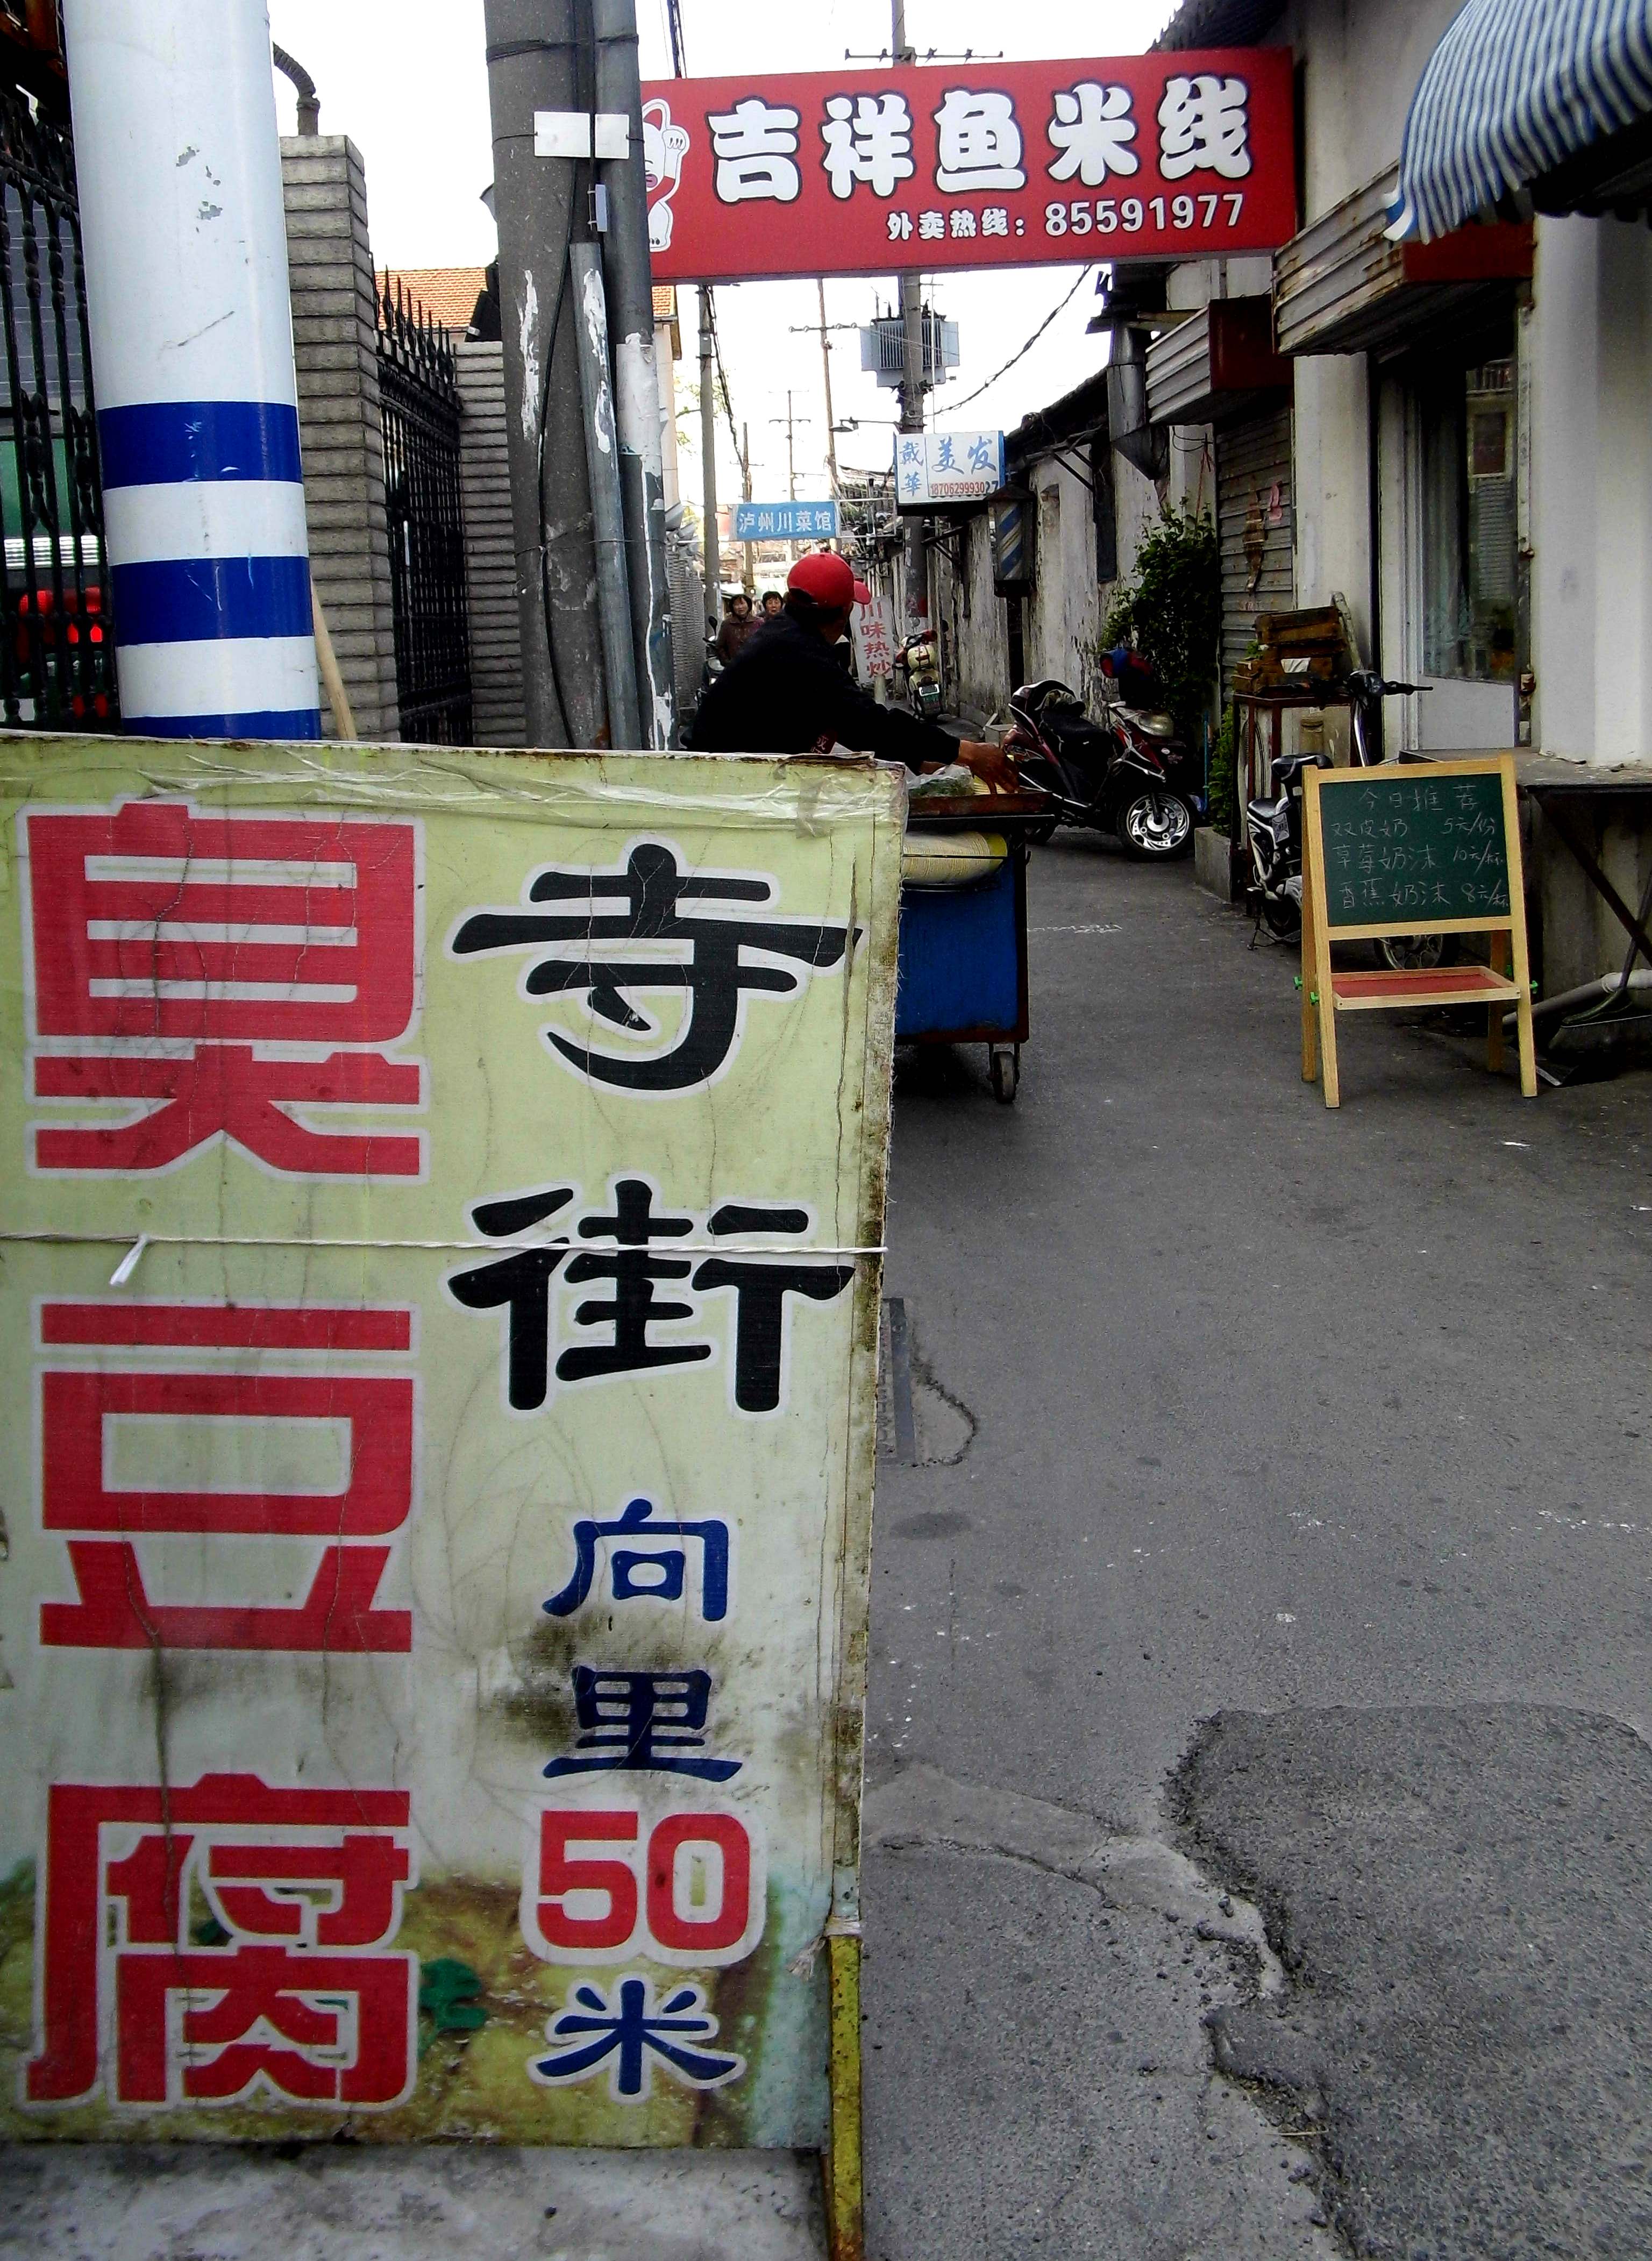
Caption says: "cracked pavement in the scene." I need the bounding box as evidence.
[865,840,1652,2258]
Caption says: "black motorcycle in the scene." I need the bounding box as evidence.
[1244,671,1450,969]
[1005,677,1198,859]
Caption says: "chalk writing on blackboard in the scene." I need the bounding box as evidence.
[1319,772,1510,927]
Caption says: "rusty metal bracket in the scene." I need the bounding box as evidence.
[824,1923,864,2261]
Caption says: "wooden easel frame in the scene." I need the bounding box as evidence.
[1300,754,1537,1108]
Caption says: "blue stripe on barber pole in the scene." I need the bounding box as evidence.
[132,708,323,741]
[1391,0,1652,241]
[97,399,304,490]
[109,555,313,646]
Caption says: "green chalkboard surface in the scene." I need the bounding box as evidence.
[1315,768,1511,928]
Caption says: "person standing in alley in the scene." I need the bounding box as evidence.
[689,551,1015,784]
[713,590,759,667]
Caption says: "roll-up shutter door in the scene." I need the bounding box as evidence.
[1216,404,1293,699]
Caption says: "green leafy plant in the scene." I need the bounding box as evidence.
[418,1957,488,2052]
[1207,701,1238,834]
[1102,503,1221,743]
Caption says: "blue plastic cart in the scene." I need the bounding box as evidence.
[895,798,1039,1102]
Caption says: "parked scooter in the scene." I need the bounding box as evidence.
[1244,670,1447,969]
[1005,676,1198,858]
[899,632,943,722]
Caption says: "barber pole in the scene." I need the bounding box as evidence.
[62,0,321,739]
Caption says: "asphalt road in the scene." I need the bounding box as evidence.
[863,832,1652,2260]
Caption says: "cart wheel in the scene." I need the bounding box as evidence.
[989,1046,1020,1104]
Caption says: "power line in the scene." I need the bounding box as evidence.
[943,266,1097,416]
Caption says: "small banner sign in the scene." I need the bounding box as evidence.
[896,430,1005,507]
[733,499,840,539]
[0,737,901,2162]
[642,49,1297,282]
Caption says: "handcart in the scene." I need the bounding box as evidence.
[895,792,1048,1101]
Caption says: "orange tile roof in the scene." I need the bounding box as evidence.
[380,271,677,340]
[380,267,487,333]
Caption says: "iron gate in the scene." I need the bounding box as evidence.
[377,280,472,745]
[0,73,116,731]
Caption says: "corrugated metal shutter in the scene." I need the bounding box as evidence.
[1216,405,1293,699]
[453,341,526,747]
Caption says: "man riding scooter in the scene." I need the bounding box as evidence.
[689,552,1015,787]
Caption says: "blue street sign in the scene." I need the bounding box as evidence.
[732,500,839,541]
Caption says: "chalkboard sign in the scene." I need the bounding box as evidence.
[1299,754,1535,1109]
[1317,769,1511,928]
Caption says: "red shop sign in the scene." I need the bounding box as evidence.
[642,49,1296,285]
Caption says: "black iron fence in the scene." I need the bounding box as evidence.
[0,76,116,731]
[377,279,472,745]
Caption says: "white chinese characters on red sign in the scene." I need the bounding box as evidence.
[23,801,424,1178]
[642,52,1297,283]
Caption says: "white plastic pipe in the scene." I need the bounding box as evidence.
[63,0,320,739]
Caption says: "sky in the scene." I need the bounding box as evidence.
[267,0,1173,506]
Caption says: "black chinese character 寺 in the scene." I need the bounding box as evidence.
[448,842,855,1092]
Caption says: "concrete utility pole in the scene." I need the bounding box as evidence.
[483,0,605,746]
[817,280,841,511]
[594,0,674,746]
[699,286,720,631]
[741,418,754,592]
[571,240,641,749]
[891,0,928,636]
[65,0,321,738]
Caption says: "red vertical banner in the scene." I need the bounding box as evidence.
[642,49,1297,283]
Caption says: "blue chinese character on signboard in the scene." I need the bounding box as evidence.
[543,1666,742,1782]
[903,471,921,496]
[899,437,922,465]
[531,1976,743,2102]
[543,1495,730,1622]
[936,437,957,471]
[967,436,998,472]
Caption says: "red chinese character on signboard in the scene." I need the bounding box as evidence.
[37,1302,415,1652]
[23,800,424,1176]
[26,1774,415,2110]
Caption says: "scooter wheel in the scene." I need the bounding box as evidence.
[1262,892,1302,939]
[989,1046,1020,1103]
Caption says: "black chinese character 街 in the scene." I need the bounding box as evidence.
[543,1667,742,1782]
[446,1186,575,1411]
[449,842,856,1092]
[446,1183,856,1414]
[559,1179,707,1384]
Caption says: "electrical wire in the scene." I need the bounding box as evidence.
[943,266,1097,416]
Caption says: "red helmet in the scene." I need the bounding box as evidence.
[786,552,871,609]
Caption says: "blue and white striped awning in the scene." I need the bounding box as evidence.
[1390,0,1652,240]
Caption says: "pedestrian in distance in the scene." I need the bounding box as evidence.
[689,551,1016,787]
[759,588,784,621]
[713,591,759,667]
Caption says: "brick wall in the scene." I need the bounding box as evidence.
[281,136,400,742]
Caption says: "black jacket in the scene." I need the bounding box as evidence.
[687,613,955,771]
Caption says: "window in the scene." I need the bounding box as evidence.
[1420,351,1516,684]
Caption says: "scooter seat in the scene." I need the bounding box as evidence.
[1119,707,1178,740]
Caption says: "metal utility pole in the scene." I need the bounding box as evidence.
[699,286,721,632]
[594,0,674,746]
[892,0,929,636]
[483,0,605,745]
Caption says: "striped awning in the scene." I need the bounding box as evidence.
[1390,0,1652,240]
